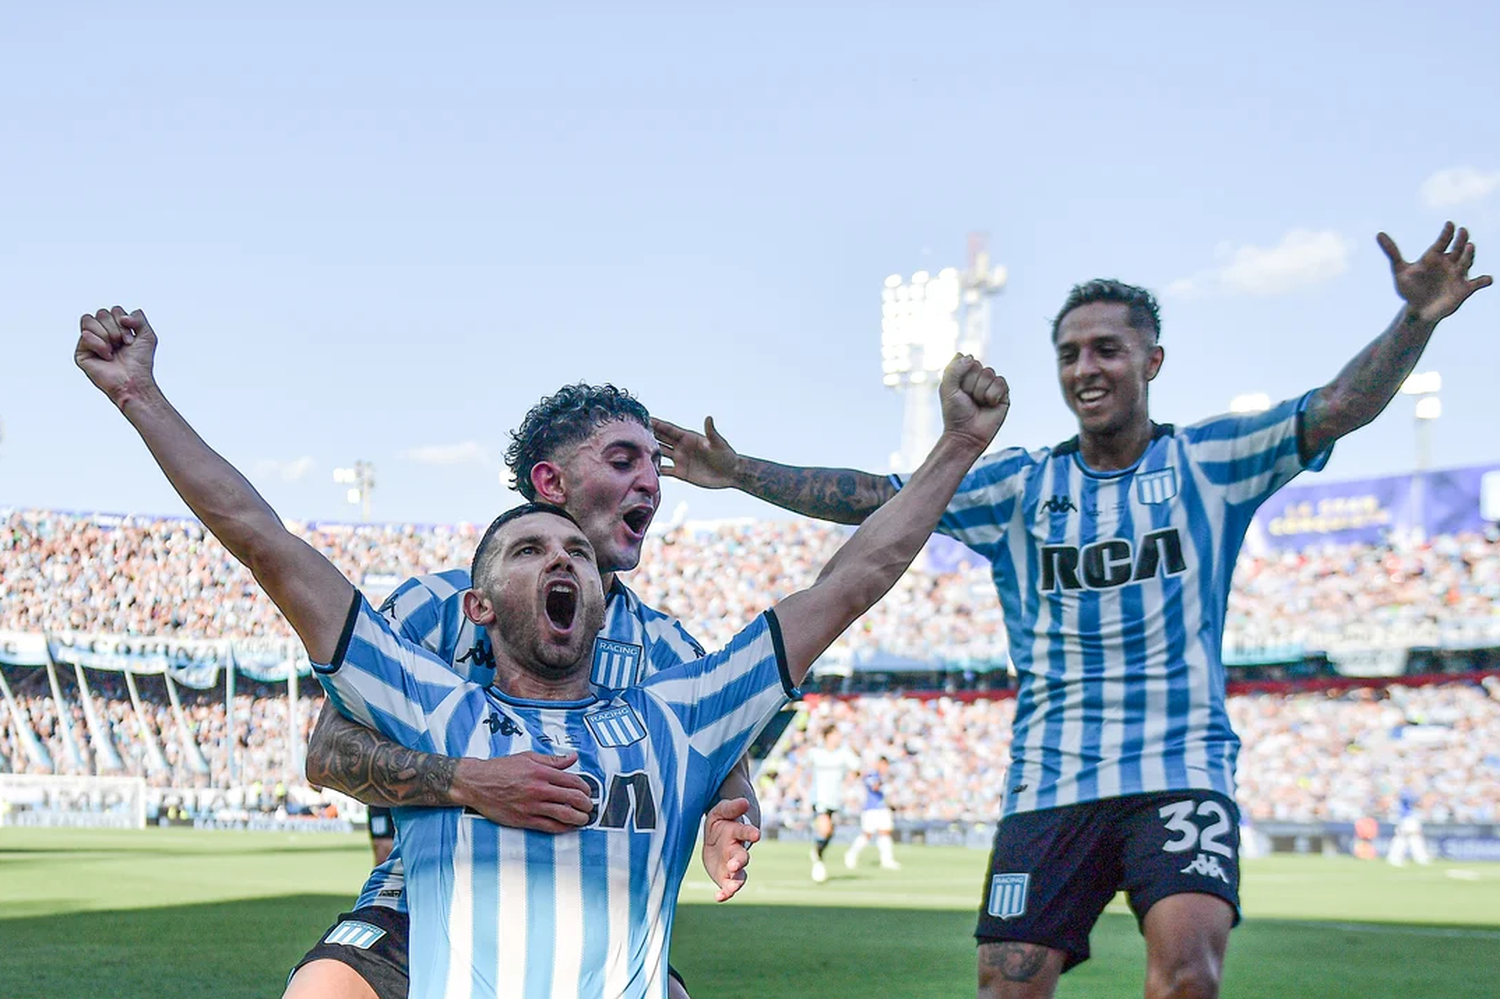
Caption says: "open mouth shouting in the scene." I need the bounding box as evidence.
[620,502,655,542]
[543,577,580,637]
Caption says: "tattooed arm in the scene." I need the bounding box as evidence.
[1301,223,1491,460]
[652,416,897,524]
[305,701,594,833]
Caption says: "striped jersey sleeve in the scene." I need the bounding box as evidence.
[1178,391,1332,511]
[638,610,797,790]
[314,591,489,756]
[379,569,493,683]
[889,446,1036,559]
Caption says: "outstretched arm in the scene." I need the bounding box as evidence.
[771,356,1009,682]
[75,308,351,662]
[653,416,896,525]
[1301,223,1491,459]
[305,701,593,832]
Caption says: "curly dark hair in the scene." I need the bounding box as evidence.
[1051,279,1162,344]
[504,384,652,500]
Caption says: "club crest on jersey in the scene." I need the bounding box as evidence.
[591,638,644,690]
[586,704,648,747]
[1136,467,1178,505]
[325,920,386,949]
[987,873,1030,920]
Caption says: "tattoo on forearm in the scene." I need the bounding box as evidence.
[1304,306,1435,456]
[743,460,895,524]
[981,942,1049,983]
[308,708,456,806]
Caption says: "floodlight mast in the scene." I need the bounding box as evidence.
[880,233,1007,473]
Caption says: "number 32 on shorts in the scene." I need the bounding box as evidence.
[1158,799,1235,858]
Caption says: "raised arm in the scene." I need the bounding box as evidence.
[1301,223,1491,459]
[75,308,351,662]
[653,416,896,525]
[772,356,1009,682]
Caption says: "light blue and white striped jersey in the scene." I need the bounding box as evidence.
[354,569,706,913]
[378,568,706,689]
[317,594,796,999]
[893,395,1330,817]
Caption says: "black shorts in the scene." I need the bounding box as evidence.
[368,806,395,841]
[291,906,409,999]
[291,904,689,996]
[974,790,1242,971]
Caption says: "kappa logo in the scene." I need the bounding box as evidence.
[457,643,496,668]
[1136,467,1178,505]
[987,873,1030,920]
[1040,495,1078,515]
[1180,852,1232,883]
[483,713,523,737]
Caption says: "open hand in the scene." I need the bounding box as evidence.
[939,354,1010,452]
[653,416,742,489]
[700,796,760,902]
[75,307,159,408]
[1378,223,1492,325]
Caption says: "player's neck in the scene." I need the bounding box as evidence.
[1077,415,1153,472]
[490,653,593,702]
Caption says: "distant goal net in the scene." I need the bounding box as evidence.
[0,773,148,830]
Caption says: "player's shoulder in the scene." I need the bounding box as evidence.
[610,578,706,656]
[1176,394,1307,446]
[382,568,473,610]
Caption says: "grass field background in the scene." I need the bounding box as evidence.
[3,828,1497,998]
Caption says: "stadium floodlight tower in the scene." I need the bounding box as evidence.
[880,233,1007,473]
[333,460,376,522]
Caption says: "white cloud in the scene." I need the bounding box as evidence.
[1165,229,1351,298]
[1419,166,1500,210]
[253,456,316,482]
[401,441,491,466]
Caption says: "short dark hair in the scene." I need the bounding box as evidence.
[470,502,581,588]
[504,384,652,500]
[1051,279,1161,344]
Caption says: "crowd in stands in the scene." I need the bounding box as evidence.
[0,668,321,796]
[4,506,1500,826]
[760,678,1500,827]
[9,506,1498,660]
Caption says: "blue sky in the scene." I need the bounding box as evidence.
[4,1,1498,527]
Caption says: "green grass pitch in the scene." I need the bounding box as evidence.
[3,828,1497,998]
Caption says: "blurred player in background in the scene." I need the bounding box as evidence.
[655,223,1491,999]
[844,755,900,871]
[1387,788,1432,867]
[366,806,394,866]
[805,724,859,883]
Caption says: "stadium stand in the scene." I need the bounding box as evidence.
[2,505,1499,834]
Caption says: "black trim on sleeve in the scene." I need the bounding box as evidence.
[762,608,800,700]
[312,589,363,676]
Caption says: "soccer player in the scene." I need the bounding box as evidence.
[366,806,395,866]
[74,312,1008,999]
[1387,788,1431,867]
[652,223,1490,999]
[290,385,758,999]
[804,724,858,882]
[844,755,900,871]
